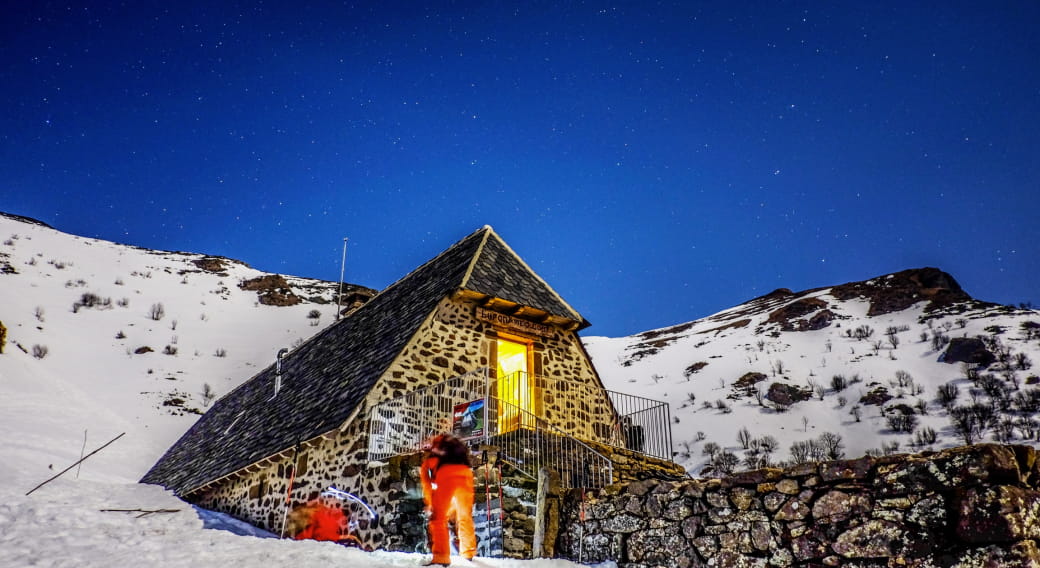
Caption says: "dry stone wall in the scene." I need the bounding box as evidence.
[556,444,1040,567]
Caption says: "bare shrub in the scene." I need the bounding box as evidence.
[886,411,918,433]
[737,426,752,449]
[163,345,178,356]
[849,405,862,422]
[894,370,913,388]
[32,344,48,359]
[214,348,227,358]
[853,325,875,340]
[73,292,111,311]
[201,383,216,407]
[702,442,720,457]
[149,303,165,321]
[931,332,950,351]
[818,431,845,460]
[914,426,938,446]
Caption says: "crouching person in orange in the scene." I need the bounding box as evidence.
[289,499,365,548]
[420,434,476,566]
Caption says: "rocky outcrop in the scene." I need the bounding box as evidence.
[944,337,997,367]
[192,256,232,274]
[238,274,303,306]
[557,444,1040,567]
[765,382,812,407]
[768,297,833,332]
[830,267,973,316]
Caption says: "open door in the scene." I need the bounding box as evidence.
[495,337,531,431]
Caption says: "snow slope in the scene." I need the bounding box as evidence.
[0,213,603,567]
[0,213,360,480]
[586,272,1040,476]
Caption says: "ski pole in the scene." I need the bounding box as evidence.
[484,453,492,556]
[279,445,299,538]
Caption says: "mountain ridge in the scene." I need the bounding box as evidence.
[584,267,1039,476]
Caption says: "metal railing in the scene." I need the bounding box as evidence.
[366,368,672,483]
[494,371,673,461]
[485,398,613,489]
[367,369,488,462]
[605,390,673,461]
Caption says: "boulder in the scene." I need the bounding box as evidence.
[943,337,996,367]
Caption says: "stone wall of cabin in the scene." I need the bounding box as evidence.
[189,417,397,548]
[367,295,618,444]
[556,444,1040,567]
[188,294,622,549]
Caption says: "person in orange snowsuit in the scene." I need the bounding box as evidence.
[420,434,476,566]
[290,499,363,548]
[294,502,345,541]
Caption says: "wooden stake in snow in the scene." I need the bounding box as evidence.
[26,432,126,496]
[101,508,180,518]
[76,429,87,479]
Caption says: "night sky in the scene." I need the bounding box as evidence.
[2,2,1037,337]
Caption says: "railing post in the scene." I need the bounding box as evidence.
[483,367,490,446]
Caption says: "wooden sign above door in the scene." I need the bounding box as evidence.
[475,306,552,337]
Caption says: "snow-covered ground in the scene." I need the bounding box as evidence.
[0,473,602,567]
[0,215,604,567]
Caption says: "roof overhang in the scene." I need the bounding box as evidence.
[453,288,589,331]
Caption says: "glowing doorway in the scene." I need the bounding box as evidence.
[496,338,531,431]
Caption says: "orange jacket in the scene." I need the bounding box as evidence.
[293,504,345,542]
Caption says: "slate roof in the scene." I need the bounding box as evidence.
[140,226,585,495]
[463,231,583,323]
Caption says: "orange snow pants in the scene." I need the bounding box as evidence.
[426,463,476,563]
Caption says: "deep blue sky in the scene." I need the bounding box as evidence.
[2,2,1037,337]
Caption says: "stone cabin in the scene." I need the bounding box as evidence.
[141,225,683,556]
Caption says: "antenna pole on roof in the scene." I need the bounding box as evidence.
[336,237,349,320]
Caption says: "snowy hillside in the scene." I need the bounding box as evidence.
[586,268,1040,477]
[0,213,600,568]
[0,211,373,481]
[2,211,1037,566]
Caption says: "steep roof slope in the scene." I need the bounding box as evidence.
[141,226,584,494]
[464,230,584,324]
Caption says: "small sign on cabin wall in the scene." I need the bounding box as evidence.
[453,399,485,440]
[475,306,552,337]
